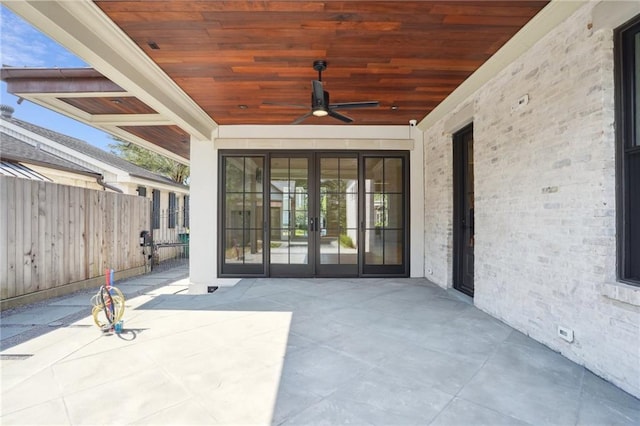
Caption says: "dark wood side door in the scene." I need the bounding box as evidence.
[453,124,474,296]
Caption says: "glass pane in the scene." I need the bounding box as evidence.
[386,194,404,228]
[290,158,308,191]
[224,231,244,263]
[244,157,263,192]
[364,228,384,265]
[339,230,358,264]
[364,193,385,228]
[323,193,340,231]
[243,226,263,264]
[365,157,384,192]
[292,191,308,227]
[320,157,339,194]
[383,230,403,265]
[270,228,289,264]
[385,158,403,193]
[225,158,244,192]
[289,236,309,265]
[270,157,289,181]
[341,158,358,193]
[243,193,263,228]
[225,194,244,228]
[345,192,358,229]
[320,230,339,264]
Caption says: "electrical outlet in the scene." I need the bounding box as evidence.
[557,325,574,343]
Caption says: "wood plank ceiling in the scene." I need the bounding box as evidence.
[1,1,549,161]
[94,0,549,126]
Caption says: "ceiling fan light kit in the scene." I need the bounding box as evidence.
[264,60,379,124]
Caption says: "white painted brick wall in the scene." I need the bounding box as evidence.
[423,125,454,285]
[423,1,640,397]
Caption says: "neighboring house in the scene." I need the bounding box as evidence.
[0,105,189,243]
[1,0,639,400]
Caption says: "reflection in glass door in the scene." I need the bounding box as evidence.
[269,156,312,276]
[221,156,265,275]
[220,151,408,277]
[363,156,406,275]
[316,156,359,276]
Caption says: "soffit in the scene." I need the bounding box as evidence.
[94,0,548,126]
[1,0,555,161]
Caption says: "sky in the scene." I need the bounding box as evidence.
[1,5,115,152]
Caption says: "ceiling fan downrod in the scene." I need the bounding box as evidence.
[313,59,327,81]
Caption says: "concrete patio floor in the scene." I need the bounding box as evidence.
[1,266,638,425]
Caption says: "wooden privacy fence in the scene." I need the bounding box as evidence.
[0,176,151,303]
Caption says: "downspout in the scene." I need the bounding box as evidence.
[96,175,123,193]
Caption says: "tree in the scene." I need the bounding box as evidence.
[109,138,189,185]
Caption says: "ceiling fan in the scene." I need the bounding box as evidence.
[264,60,379,124]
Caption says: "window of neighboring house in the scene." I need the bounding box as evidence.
[152,189,160,229]
[137,186,147,197]
[168,192,176,229]
[183,195,190,228]
[616,16,640,284]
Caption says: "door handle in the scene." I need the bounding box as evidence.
[310,217,315,232]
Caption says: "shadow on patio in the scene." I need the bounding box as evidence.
[125,277,638,425]
[1,275,638,425]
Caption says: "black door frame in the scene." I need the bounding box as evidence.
[453,124,475,296]
[218,150,409,278]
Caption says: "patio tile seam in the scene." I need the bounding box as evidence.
[429,396,536,426]
[0,366,64,417]
[133,359,224,424]
[434,330,553,426]
[313,340,389,370]
[1,329,107,395]
[449,329,517,396]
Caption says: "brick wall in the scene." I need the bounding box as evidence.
[423,2,640,397]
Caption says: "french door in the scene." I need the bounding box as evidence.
[453,124,475,296]
[220,151,408,277]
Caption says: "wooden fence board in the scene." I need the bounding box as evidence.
[0,177,8,298]
[14,179,24,298]
[69,185,77,283]
[73,187,82,283]
[31,181,39,291]
[1,177,151,300]
[55,183,64,288]
[96,190,104,277]
[44,181,54,291]
[23,180,33,294]
[6,179,16,297]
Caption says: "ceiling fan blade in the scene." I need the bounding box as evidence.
[330,101,379,110]
[327,109,353,123]
[262,101,308,109]
[292,112,313,125]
